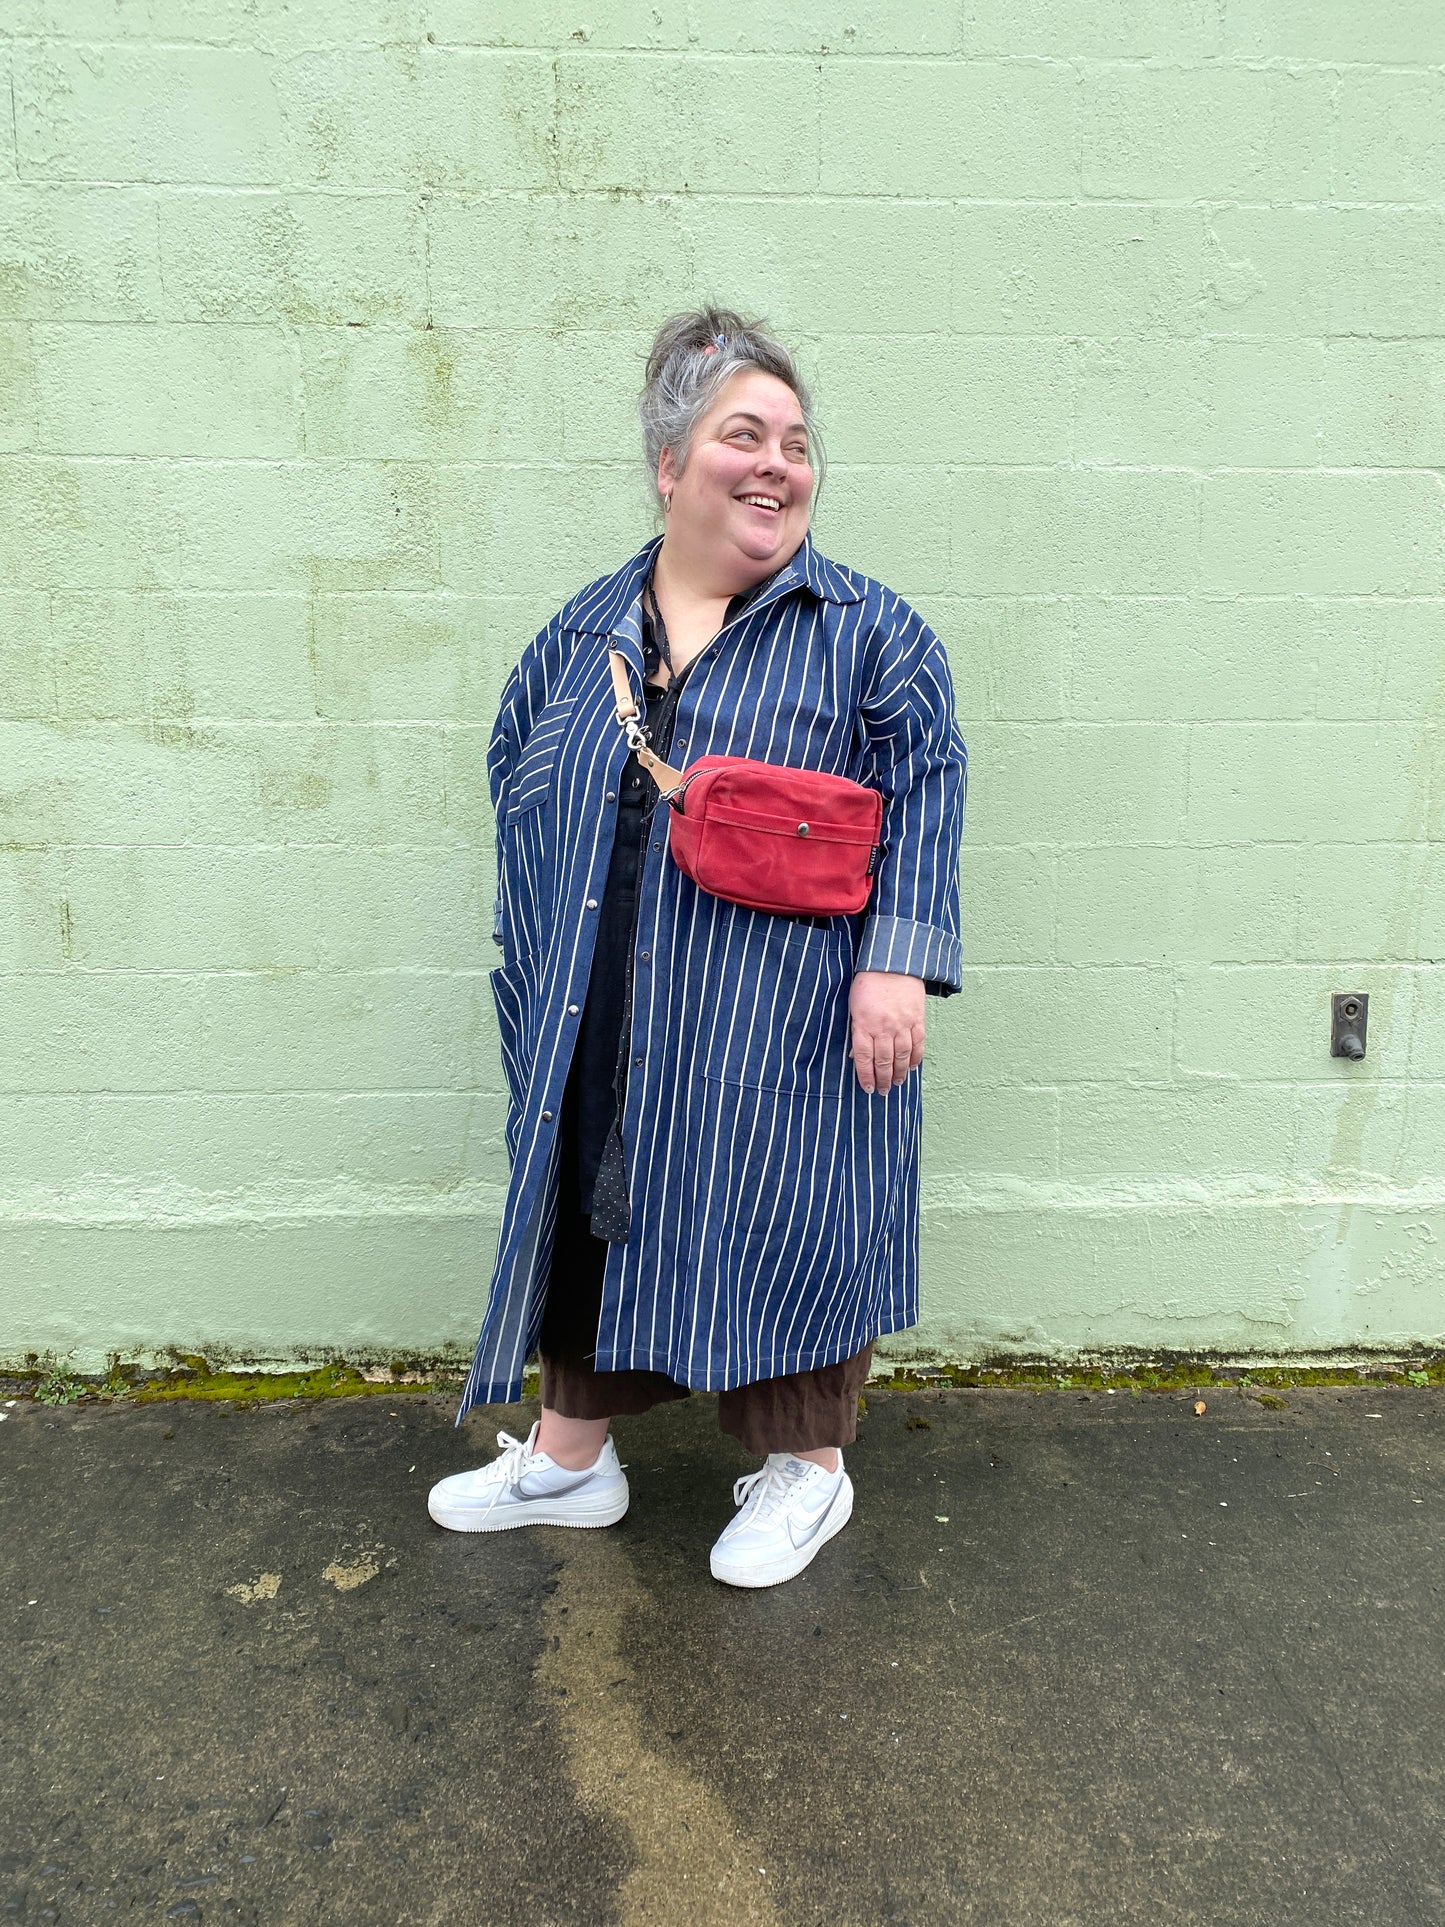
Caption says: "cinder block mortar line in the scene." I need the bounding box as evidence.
[151,194,166,305]
[359,42,1445,71]
[1326,60,1344,205]
[0,312,1391,353]
[61,1088,498,1100]
[1030,1079,1445,1092]
[13,453,1152,474]
[3,1080,1436,1098]
[28,588,1442,605]
[420,184,434,329]
[27,455,1445,481]
[2,1087,497,1101]
[292,316,310,455]
[5,719,1422,738]
[3,20,1437,65]
[548,49,1079,65]
[13,961,1420,980]
[0,1204,505,1225]
[7,841,486,854]
[547,54,561,193]
[1072,57,1440,74]
[1056,595,1076,978]
[7,824,1429,843]
[1,34,452,54]
[3,964,494,977]
[18,951,1430,979]
[1068,52,1086,199]
[14,179,1445,210]
[524,50,1436,72]
[5,52,15,181]
[15,321,1434,343]
[9,1188,1443,1221]
[16,963,1425,994]
[920,1186,1445,1211]
[30,1077,1429,1095]
[16,42,1095,63]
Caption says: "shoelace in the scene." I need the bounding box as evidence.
[475,1429,541,1520]
[731,1457,810,1526]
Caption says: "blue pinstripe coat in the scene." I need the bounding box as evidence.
[456,532,966,1421]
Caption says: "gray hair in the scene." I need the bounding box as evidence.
[638,306,824,511]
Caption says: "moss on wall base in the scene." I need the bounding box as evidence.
[4,1345,1441,1409]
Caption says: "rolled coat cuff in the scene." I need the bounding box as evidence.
[855,914,961,997]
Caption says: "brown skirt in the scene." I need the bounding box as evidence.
[538,1197,871,1456]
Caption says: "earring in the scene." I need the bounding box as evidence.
[662,493,672,513]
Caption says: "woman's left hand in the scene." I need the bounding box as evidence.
[848,970,926,1095]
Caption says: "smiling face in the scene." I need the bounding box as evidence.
[657,367,813,588]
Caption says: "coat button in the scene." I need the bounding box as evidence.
[634,1055,644,1067]
[541,1109,553,1122]
[639,951,650,963]
[586,898,598,909]
[676,737,688,749]
[652,841,662,851]
[567,1003,579,1014]
[605,790,616,802]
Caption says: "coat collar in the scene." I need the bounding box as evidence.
[560,530,864,654]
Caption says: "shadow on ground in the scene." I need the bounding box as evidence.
[2,1386,1441,1925]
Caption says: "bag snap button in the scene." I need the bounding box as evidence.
[796,822,810,836]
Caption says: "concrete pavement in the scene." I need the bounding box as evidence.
[2,1384,1441,1925]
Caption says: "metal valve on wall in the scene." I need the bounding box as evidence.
[1331,993,1368,1061]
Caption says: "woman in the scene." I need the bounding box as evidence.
[428,308,966,1588]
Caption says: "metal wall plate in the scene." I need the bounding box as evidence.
[1331,992,1368,1060]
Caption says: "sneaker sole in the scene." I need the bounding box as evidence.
[709,1477,854,1589]
[428,1484,630,1534]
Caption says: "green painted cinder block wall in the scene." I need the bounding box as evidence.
[2,2,1442,1375]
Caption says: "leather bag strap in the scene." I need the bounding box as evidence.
[608,649,687,795]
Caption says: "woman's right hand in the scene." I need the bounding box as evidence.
[847,970,926,1096]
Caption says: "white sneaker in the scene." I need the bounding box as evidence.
[427,1422,629,1533]
[709,1452,854,1589]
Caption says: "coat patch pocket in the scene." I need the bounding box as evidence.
[503,699,574,821]
[698,914,851,1096]
[489,963,530,1111]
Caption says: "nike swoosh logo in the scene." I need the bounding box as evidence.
[787,1491,838,1551]
[516,1470,596,1500]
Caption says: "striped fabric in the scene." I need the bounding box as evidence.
[456,532,967,1421]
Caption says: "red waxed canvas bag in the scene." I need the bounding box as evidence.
[609,652,884,919]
